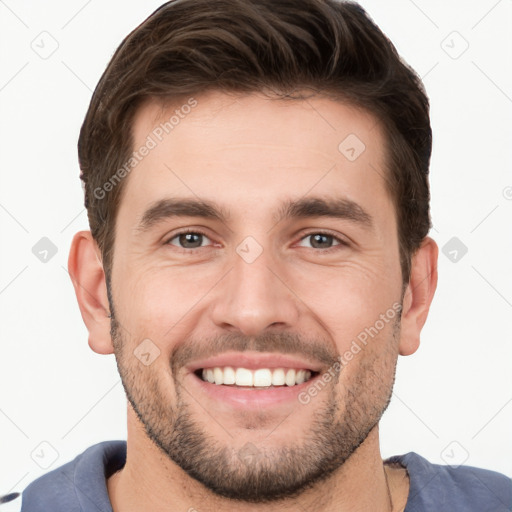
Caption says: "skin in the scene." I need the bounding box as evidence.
[68,91,438,512]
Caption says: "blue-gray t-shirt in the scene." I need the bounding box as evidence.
[16,440,512,511]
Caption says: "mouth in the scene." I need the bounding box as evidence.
[194,366,319,388]
[185,352,327,407]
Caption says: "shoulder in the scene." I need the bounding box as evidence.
[20,440,126,512]
[386,452,512,512]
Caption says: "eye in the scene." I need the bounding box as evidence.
[166,230,213,250]
[164,230,347,252]
[297,232,346,250]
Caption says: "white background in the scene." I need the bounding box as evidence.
[0,0,511,499]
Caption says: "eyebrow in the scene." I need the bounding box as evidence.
[274,196,373,229]
[136,196,373,233]
[137,198,230,232]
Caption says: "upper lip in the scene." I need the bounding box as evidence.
[186,351,325,374]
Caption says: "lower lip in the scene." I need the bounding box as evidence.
[188,372,320,408]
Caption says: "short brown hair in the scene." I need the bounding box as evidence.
[78,0,432,283]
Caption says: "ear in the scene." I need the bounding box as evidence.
[68,230,114,355]
[398,236,438,356]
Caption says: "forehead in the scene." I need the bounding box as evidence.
[121,91,392,225]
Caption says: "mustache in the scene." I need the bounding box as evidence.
[170,331,339,374]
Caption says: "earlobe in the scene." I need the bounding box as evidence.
[398,236,438,356]
[68,231,114,355]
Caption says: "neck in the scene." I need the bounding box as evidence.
[108,410,405,512]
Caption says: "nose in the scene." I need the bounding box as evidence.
[210,246,301,337]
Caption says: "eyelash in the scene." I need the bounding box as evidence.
[164,228,349,253]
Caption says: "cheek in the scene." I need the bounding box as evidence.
[330,291,399,350]
[286,259,401,346]
[112,263,218,342]
[333,312,400,415]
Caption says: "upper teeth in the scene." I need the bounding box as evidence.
[201,367,312,387]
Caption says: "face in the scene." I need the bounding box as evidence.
[108,91,405,502]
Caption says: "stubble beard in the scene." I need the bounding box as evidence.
[109,310,400,503]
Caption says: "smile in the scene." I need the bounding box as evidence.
[197,366,317,387]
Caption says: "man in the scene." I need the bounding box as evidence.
[18,0,512,510]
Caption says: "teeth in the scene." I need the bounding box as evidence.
[200,367,313,387]
[214,367,223,385]
[235,368,253,386]
[285,369,296,386]
[271,368,285,386]
[253,369,272,387]
[205,368,215,383]
[223,366,236,385]
[295,369,307,384]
